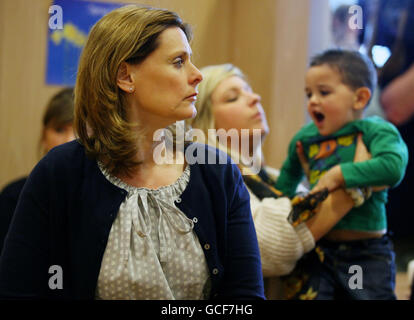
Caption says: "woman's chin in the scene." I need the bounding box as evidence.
[190,106,197,119]
[177,105,197,120]
[261,124,269,136]
[253,125,269,137]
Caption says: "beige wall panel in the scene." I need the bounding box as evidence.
[265,0,310,168]
[229,0,309,169]
[0,0,59,188]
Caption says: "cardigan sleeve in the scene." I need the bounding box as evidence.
[251,195,315,277]
[215,164,265,300]
[0,159,51,298]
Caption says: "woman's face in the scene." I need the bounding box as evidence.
[127,27,203,128]
[42,122,75,153]
[211,75,269,136]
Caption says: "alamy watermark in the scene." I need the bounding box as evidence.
[49,5,63,30]
[48,265,63,290]
[348,5,363,30]
[152,122,263,175]
[348,264,363,289]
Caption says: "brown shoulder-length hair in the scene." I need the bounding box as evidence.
[74,5,192,177]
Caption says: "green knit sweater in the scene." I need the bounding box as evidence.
[275,116,408,231]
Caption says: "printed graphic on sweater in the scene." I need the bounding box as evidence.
[307,133,357,186]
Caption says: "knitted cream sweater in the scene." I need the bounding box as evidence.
[249,189,315,277]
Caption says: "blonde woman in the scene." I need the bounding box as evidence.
[0,7,264,299]
[188,64,371,297]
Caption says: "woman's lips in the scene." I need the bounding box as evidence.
[252,112,262,119]
[185,93,198,101]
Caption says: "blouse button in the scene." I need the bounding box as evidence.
[176,197,182,203]
[137,231,146,237]
[192,217,198,223]
[212,268,219,275]
[204,243,210,250]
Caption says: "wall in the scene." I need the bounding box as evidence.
[0,0,310,188]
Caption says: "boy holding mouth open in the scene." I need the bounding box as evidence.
[275,49,408,299]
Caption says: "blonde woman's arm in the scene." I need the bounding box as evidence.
[251,195,314,277]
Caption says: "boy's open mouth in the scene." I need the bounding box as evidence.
[313,111,325,123]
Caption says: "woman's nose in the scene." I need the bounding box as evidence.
[189,63,203,86]
[248,92,261,107]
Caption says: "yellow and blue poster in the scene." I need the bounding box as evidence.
[46,0,123,85]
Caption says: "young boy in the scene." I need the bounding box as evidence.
[276,49,408,300]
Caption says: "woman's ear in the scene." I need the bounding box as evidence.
[353,87,371,111]
[117,62,135,93]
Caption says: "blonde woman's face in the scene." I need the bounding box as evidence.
[211,76,269,136]
[128,27,203,127]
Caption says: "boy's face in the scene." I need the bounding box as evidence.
[305,64,360,136]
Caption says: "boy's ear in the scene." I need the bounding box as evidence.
[353,87,371,111]
[117,62,135,93]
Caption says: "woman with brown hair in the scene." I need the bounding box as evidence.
[0,6,264,300]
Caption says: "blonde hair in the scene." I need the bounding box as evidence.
[187,63,245,137]
[74,5,191,176]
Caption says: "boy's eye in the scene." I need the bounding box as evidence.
[305,92,312,99]
[320,90,330,96]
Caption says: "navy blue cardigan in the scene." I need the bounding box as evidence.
[0,140,264,299]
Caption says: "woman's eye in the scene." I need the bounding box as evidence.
[226,96,238,102]
[173,58,184,68]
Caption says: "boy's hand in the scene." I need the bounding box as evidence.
[311,165,344,193]
[296,141,310,180]
[312,133,368,193]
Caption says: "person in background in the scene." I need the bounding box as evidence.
[0,87,75,254]
[359,0,414,299]
[331,4,361,50]
[187,63,369,299]
[381,64,414,301]
[275,49,408,299]
[0,5,264,300]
